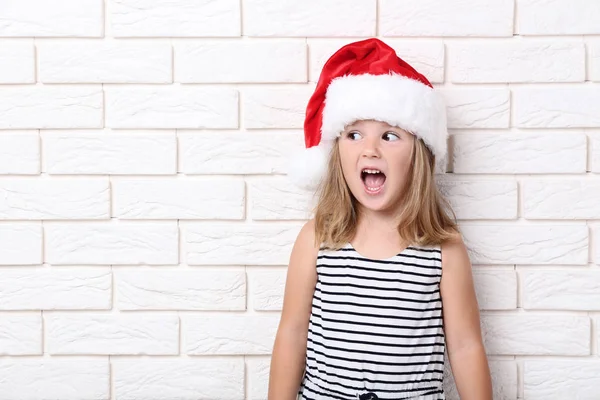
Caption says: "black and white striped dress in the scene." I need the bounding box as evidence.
[299,242,445,400]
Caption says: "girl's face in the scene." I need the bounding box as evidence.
[338,119,415,214]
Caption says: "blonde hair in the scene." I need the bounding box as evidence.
[312,136,458,249]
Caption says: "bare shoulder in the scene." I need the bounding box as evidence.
[278,219,319,331]
[299,218,317,243]
[440,230,471,272]
[293,218,320,256]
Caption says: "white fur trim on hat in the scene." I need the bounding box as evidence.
[287,140,334,190]
[321,73,448,160]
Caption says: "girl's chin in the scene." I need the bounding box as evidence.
[354,190,391,210]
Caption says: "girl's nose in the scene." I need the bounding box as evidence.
[361,137,381,158]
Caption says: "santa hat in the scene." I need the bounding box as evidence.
[288,38,448,190]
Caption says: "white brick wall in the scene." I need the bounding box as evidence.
[0,1,598,399]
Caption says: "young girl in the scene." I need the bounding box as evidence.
[268,38,492,400]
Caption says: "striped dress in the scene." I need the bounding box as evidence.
[299,242,445,400]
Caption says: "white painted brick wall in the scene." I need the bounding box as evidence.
[46,314,179,355]
[0,0,103,37]
[43,131,177,175]
[38,41,173,83]
[0,359,109,400]
[115,268,246,310]
[243,0,376,37]
[0,87,103,129]
[590,40,600,81]
[110,0,241,37]
[183,314,280,355]
[380,0,514,37]
[243,85,314,129]
[113,359,245,400]
[517,0,600,35]
[0,132,40,174]
[0,1,598,398]
[523,360,600,400]
[175,40,307,83]
[0,41,35,83]
[105,87,239,128]
[0,314,42,355]
[0,267,111,310]
[447,40,585,83]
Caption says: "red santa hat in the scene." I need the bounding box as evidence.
[288,38,448,190]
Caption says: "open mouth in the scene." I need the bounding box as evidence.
[361,168,386,194]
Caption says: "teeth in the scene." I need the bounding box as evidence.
[363,169,381,174]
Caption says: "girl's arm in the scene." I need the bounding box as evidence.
[268,220,318,400]
[440,232,493,400]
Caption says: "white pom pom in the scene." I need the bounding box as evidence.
[287,142,333,190]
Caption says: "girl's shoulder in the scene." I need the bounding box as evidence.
[440,229,470,270]
[294,218,320,255]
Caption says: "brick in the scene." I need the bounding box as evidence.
[43,131,176,175]
[0,87,102,129]
[380,0,513,37]
[112,178,245,219]
[594,226,600,265]
[105,87,238,129]
[0,41,34,83]
[517,0,600,35]
[481,314,589,355]
[452,132,586,174]
[183,314,279,355]
[523,179,600,219]
[436,178,518,219]
[175,40,306,83]
[243,85,314,128]
[39,42,172,83]
[448,40,585,83]
[460,223,588,265]
[0,314,41,355]
[0,224,42,265]
[113,358,244,400]
[522,269,600,310]
[440,89,510,129]
[246,357,271,400]
[308,39,445,83]
[0,178,109,220]
[115,268,246,310]
[183,224,301,265]
[111,0,240,37]
[473,269,517,310]
[0,0,102,37]
[524,360,600,400]
[515,87,600,128]
[179,131,303,174]
[249,177,314,220]
[0,267,111,310]
[0,132,40,174]
[596,317,600,354]
[45,222,178,265]
[46,314,179,355]
[248,268,286,311]
[592,133,600,173]
[244,0,375,37]
[591,41,600,82]
[0,359,108,400]
[444,360,517,400]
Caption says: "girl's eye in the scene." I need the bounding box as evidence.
[383,131,400,141]
[347,131,361,140]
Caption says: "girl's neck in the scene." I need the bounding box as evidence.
[352,208,407,258]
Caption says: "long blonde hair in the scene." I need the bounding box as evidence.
[313,135,458,249]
